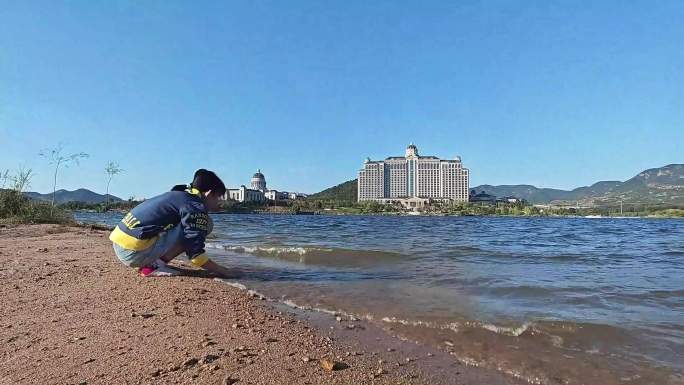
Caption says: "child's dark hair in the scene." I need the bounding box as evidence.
[192,169,226,196]
[171,169,226,196]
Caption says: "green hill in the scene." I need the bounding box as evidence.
[24,188,122,204]
[307,179,357,202]
[310,164,684,208]
[474,164,683,206]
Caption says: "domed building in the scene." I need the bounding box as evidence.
[224,169,308,203]
[250,169,267,191]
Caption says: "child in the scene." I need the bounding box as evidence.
[110,169,241,278]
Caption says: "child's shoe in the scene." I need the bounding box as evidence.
[138,260,179,277]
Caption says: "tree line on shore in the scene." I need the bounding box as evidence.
[220,198,684,217]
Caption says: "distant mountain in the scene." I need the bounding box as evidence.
[473,164,683,206]
[469,185,575,203]
[307,179,358,202]
[312,164,683,207]
[24,189,122,204]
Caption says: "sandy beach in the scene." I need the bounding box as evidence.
[0,224,520,385]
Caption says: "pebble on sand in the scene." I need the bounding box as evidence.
[320,359,348,371]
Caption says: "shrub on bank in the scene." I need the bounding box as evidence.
[0,189,73,224]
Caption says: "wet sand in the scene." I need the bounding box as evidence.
[0,224,520,385]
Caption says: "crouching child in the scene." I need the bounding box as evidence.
[109,169,240,278]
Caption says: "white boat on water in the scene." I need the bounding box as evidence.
[584,215,604,218]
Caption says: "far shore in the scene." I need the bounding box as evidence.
[73,207,684,219]
[0,224,521,385]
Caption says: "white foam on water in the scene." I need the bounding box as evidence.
[281,299,359,318]
[219,280,248,291]
[216,279,268,300]
[445,322,462,333]
[206,243,332,256]
[480,322,533,337]
[380,316,439,328]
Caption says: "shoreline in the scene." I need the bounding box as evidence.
[75,209,684,220]
[0,224,520,385]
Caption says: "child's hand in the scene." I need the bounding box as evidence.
[202,259,242,279]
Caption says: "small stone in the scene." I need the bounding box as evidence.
[202,354,219,364]
[405,357,412,362]
[387,348,395,352]
[302,356,311,362]
[427,352,434,357]
[183,358,199,367]
[335,316,342,322]
[203,341,216,347]
[231,323,239,329]
[376,367,386,375]
[319,358,347,371]
[150,369,162,377]
[444,340,454,347]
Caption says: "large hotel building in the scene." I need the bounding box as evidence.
[358,144,469,204]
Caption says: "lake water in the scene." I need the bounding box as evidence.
[76,212,684,384]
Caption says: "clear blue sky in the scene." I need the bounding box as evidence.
[1,1,682,198]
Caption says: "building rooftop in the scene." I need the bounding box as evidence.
[252,169,265,179]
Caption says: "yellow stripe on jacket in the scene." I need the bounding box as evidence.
[109,226,158,251]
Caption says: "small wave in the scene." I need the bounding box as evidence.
[208,244,332,256]
[207,242,406,267]
[480,322,534,337]
[280,299,372,321]
[380,316,440,328]
[217,279,268,300]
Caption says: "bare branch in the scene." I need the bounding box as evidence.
[105,161,124,206]
[11,167,33,193]
[39,144,89,208]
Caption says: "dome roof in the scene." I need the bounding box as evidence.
[252,169,265,179]
[407,143,417,150]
